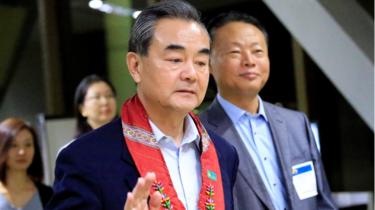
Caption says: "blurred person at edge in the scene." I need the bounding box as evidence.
[74,74,117,138]
[0,118,52,210]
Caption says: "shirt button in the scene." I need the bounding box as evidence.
[264,157,267,161]
[273,183,277,187]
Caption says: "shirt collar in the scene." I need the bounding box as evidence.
[257,97,268,121]
[216,94,268,123]
[149,115,200,147]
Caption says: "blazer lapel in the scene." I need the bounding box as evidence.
[206,99,275,210]
[263,102,296,207]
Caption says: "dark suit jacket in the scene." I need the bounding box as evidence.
[199,98,337,210]
[35,181,53,207]
[45,118,239,210]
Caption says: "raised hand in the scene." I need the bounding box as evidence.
[124,172,162,210]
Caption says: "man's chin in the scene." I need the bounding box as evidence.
[174,103,199,114]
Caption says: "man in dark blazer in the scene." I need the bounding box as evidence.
[46,1,238,210]
[45,118,238,210]
[199,12,337,210]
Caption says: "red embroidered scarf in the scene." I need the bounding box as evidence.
[121,95,225,210]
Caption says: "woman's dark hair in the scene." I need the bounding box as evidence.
[207,11,269,45]
[128,0,204,55]
[73,74,116,138]
[0,118,44,183]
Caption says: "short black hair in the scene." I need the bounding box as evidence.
[207,11,269,45]
[128,0,204,55]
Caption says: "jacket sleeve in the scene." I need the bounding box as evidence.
[45,146,103,210]
[303,114,338,209]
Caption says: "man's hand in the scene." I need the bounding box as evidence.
[124,172,162,210]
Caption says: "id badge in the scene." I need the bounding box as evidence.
[292,161,318,200]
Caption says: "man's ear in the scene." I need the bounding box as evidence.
[126,52,142,83]
[209,53,215,75]
[209,59,216,75]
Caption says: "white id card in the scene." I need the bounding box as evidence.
[292,161,318,200]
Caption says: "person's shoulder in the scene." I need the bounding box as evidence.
[35,181,53,194]
[35,181,53,206]
[207,129,224,143]
[198,110,208,121]
[58,118,123,159]
[263,101,305,119]
[207,129,236,155]
[199,98,220,115]
[199,99,225,127]
[80,117,122,140]
[206,128,239,176]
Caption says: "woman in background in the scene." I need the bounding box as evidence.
[74,74,117,138]
[0,118,52,210]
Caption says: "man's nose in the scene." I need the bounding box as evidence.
[242,52,255,67]
[181,61,197,82]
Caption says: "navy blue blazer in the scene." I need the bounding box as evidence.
[46,118,239,210]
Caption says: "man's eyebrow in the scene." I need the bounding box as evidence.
[164,44,210,56]
[199,48,210,55]
[165,44,185,51]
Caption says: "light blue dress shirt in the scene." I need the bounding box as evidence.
[149,116,201,210]
[217,94,289,210]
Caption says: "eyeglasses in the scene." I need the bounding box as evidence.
[85,94,115,102]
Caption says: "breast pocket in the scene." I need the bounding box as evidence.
[291,159,318,200]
